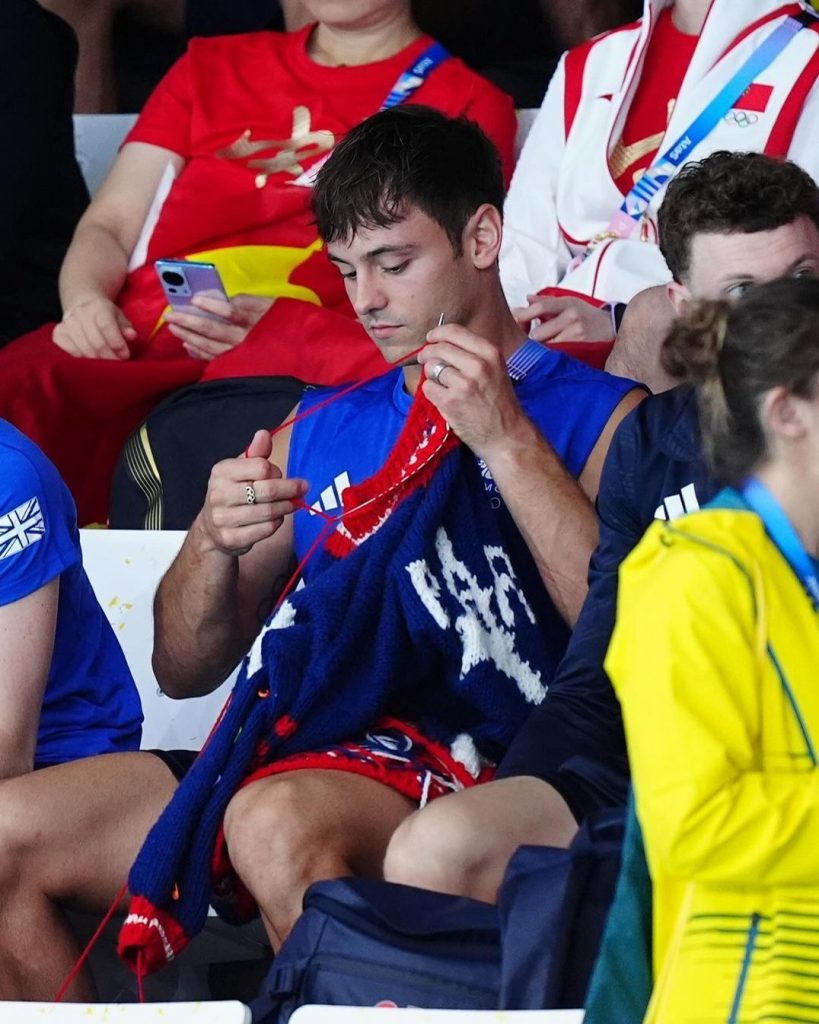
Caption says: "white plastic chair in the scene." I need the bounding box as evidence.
[79,528,239,751]
[0,1001,250,1023]
[73,113,139,196]
[291,1010,584,1024]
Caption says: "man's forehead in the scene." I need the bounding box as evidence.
[690,217,819,275]
[329,205,441,260]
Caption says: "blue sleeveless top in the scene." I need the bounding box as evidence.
[289,345,637,565]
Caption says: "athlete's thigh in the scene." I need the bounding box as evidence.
[236,768,416,878]
[411,775,578,857]
[0,750,177,909]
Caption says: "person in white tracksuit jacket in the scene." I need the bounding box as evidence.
[501,0,819,347]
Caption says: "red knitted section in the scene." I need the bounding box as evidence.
[118,895,190,975]
[325,389,459,558]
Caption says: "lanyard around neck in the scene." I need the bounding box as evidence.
[582,10,815,256]
[741,476,819,610]
[290,40,450,188]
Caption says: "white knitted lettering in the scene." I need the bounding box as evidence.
[246,599,297,678]
[406,528,546,704]
[405,560,451,629]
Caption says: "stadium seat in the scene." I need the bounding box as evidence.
[73,113,138,196]
[79,528,238,750]
[291,1009,584,1023]
[0,1001,250,1022]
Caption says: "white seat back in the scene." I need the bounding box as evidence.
[80,529,239,751]
[0,1002,251,1023]
[291,1010,584,1023]
[73,113,139,196]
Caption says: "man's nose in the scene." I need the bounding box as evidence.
[352,270,387,316]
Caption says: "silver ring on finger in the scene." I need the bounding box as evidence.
[430,360,451,387]
[245,484,257,505]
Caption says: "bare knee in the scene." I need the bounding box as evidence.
[223,776,339,896]
[0,784,41,888]
[384,797,489,898]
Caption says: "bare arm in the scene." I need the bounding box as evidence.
[475,389,642,625]
[153,421,307,699]
[0,579,59,777]
[54,141,185,359]
[419,325,643,625]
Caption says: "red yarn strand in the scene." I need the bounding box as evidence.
[54,880,129,1002]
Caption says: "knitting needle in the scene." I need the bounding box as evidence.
[402,312,445,366]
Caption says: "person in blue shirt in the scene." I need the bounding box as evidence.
[0,419,142,776]
[383,150,819,909]
[0,106,640,1000]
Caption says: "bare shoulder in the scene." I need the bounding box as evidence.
[578,387,646,500]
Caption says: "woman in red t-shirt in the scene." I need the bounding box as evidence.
[0,0,516,524]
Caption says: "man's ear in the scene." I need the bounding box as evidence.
[667,279,691,316]
[464,203,503,269]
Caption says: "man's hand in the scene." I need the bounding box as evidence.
[418,324,531,460]
[52,296,136,359]
[512,294,614,343]
[199,429,307,557]
[165,293,274,361]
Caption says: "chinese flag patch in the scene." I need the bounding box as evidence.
[734,83,773,113]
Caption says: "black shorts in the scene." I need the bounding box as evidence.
[150,748,198,782]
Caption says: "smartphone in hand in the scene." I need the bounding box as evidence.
[155,259,230,321]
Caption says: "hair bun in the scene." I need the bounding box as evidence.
[661,298,730,384]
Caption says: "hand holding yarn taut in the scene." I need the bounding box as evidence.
[199,429,308,557]
[419,323,531,462]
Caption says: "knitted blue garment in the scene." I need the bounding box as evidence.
[121,401,555,974]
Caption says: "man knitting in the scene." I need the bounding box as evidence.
[0,106,640,1000]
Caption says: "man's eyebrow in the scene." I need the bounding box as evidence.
[327,244,417,266]
[364,244,416,260]
[783,252,819,272]
[720,254,819,286]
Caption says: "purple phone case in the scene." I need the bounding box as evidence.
[155,259,229,320]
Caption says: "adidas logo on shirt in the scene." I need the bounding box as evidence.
[654,483,700,522]
[309,472,352,516]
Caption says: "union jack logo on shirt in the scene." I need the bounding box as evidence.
[0,497,45,560]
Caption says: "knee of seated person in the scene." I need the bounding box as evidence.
[383,798,486,896]
[0,785,42,882]
[223,775,325,884]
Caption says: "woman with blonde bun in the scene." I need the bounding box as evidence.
[606,275,819,1023]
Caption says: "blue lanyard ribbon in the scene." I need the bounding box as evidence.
[605,11,814,240]
[741,476,819,610]
[381,42,451,110]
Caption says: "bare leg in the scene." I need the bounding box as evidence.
[0,751,177,1000]
[223,770,415,950]
[384,776,578,903]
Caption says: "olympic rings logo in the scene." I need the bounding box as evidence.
[724,109,759,128]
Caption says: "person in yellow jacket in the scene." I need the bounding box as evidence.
[606,275,819,1023]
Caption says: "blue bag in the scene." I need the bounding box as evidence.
[250,808,625,1023]
[250,878,501,1023]
[499,807,625,1010]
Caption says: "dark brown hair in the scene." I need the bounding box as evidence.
[662,276,819,483]
[659,151,819,283]
[311,105,505,256]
